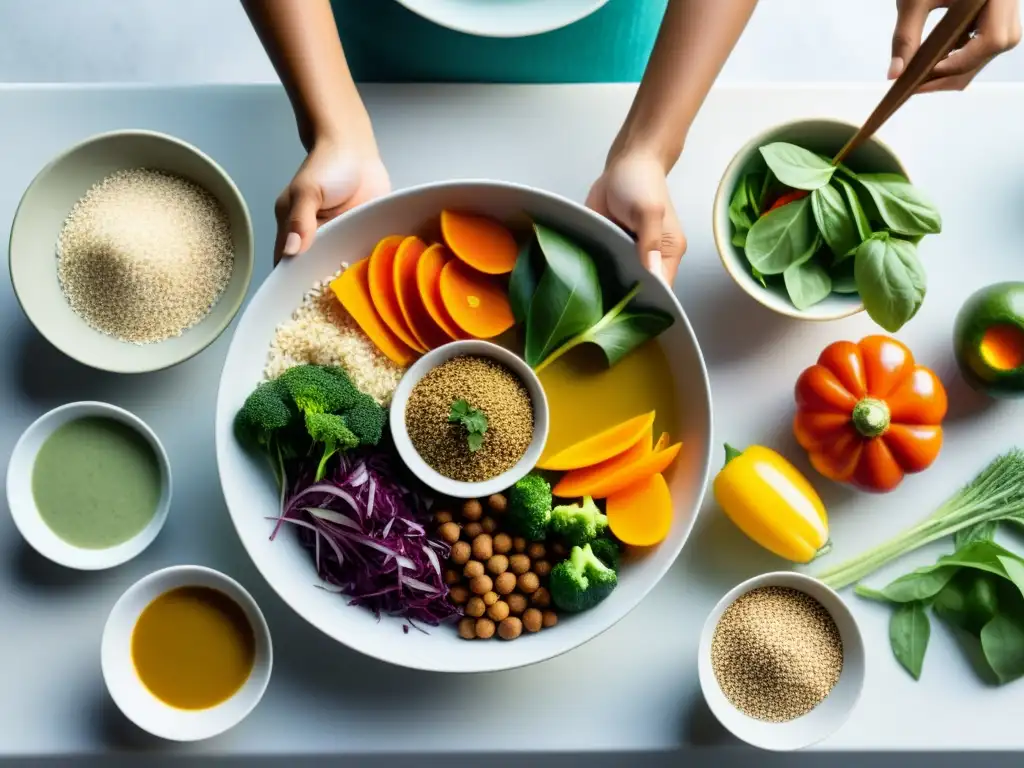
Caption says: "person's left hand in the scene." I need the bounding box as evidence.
[586,150,686,285]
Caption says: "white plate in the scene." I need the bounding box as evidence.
[394,0,611,37]
[215,180,713,673]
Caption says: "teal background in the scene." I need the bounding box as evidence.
[329,0,668,83]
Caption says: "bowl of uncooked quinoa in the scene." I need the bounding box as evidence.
[390,340,548,498]
[697,571,865,751]
[9,129,253,373]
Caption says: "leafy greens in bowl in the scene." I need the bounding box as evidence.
[713,119,942,329]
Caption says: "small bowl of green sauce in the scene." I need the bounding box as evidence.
[6,401,171,570]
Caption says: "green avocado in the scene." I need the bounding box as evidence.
[953,281,1024,398]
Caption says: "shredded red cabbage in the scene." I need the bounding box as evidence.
[269,449,459,628]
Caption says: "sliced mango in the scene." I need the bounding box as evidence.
[549,422,654,498]
[538,411,655,472]
[555,441,682,499]
[607,473,673,546]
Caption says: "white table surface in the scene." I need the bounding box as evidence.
[1,83,1024,763]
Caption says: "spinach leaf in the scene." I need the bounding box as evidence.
[955,520,998,550]
[981,613,1024,683]
[890,601,930,680]
[759,142,836,190]
[855,174,943,236]
[757,170,774,213]
[829,256,858,293]
[934,570,1000,636]
[833,176,872,244]
[854,234,927,332]
[998,555,1024,600]
[508,239,540,325]
[525,224,603,366]
[570,308,674,367]
[731,231,747,248]
[873,565,959,603]
[744,196,818,275]
[812,183,861,260]
[746,172,765,217]
[751,265,767,288]
[783,255,831,310]
[728,177,755,232]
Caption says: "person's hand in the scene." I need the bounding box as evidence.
[274,137,391,263]
[890,0,1021,92]
[585,150,686,285]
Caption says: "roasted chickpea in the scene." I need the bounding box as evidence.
[463,522,483,539]
[527,542,546,560]
[434,510,453,525]
[518,572,540,594]
[507,593,528,615]
[493,533,513,554]
[488,493,507,513]
[487,554,509,575]
[498,616,523,640]
[463,560,485,579]
[530,587,551,608]
[494,571,517,595]
[481,516,497,534]
[450,540,471,565]
[542,610,558,628]
[472,533,493,561]
[509,554,531,575]
[488,600,510,621]
[462,499,483,522]
[444,568,461,586]
[475,617,496,639]
[449,585,470,605]
[438,521,460,544]
[513,536,527,553]
[465,596,486,618]
[470,574,494,595]
[482,591,499,606]
[522,608,543,633]
[532,559,551,579]
[458,617,476,639]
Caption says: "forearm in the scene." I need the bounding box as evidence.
[610,0,758,170]
[242,0,373,151]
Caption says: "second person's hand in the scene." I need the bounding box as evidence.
[585,149,687,286]
[274,138,391,264]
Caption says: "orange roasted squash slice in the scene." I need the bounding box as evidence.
[439,259,514,339]
[554,441,682,499]
[548,422,655,498]
[367,235,425,353]
[538,411,655,472]
[416,244,466,342]
[331,260,417,367]
[440,209,518,275]
[393,236,451,350]
[606,473,673,546]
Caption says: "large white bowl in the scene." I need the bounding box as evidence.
[394,0,610,37]
[215,180,713,673]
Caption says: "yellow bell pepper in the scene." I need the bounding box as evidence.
[712,443,830,564]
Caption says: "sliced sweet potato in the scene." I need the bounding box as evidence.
[440,209,518,275]
[416,244,466,342]
[538,411,655,472]
[439,259,514,339]
[367,235,424,353]
[556,441,682,499]
[331,260,417,367]
[393,236,450,350]
[606,473,673,546]
[550,422,655,498]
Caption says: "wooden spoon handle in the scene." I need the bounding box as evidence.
[833,0,989,165]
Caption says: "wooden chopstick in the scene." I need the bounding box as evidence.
[832,0,989,165]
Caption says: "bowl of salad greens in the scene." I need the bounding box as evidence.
[713,119,942,331]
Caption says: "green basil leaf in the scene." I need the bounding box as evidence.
[833,176,872,244]
[731,230,747,248]
[890,601,930,680]
[854,236,927,332]
[525,224,603,366]
[876,565,960,603]
[509,239,540,325]
[783,254,831,310]
[574,309,674,367]
[744,196,817,275]
[855,174,942,236]
[981,613,1024,683]
[829,256,858,293]
[759,142,837,190]
[812,183,861,260]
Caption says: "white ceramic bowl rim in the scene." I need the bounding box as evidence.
[394,0,612,38]
[6,400,172,570]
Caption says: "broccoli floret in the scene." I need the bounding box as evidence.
[549,544,618,612]
[235,380,293,447]
[305,412,359,481]
[550,496,608,546]
[343,393,386,445]
[507,474,552,541]
[278,364,359,415]
[589,537,621,572]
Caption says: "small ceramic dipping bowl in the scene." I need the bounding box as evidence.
[102,565,273,741]
[6,401,172,570]
[389,339,549,499]
[712,118,909,321]
[697,570,865,751]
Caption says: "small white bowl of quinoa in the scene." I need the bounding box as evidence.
[9,129,253,374]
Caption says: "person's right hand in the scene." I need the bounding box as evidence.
[274,138,391,263]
